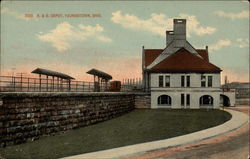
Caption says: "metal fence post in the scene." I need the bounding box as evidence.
[28,78,30,92]
[46,75,48,92]
[20,75,23,92]
[52,76,54,92]
[13,77,16,92]
[82,82,84,92]
[34,79,36,91]
[89,82,91,92]
[76,81,78,92]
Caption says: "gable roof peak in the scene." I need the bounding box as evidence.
[149,48,221,73]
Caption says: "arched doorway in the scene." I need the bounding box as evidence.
[200,95,213,106]
[158,95,171,106]
[220,94,230,107]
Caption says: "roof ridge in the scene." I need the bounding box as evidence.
[150,48,221,72]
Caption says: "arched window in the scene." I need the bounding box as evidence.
[200,95,213,106]
[220,94,230,106]
[158,95,171,106]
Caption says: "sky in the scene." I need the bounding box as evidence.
[1,1,249,83]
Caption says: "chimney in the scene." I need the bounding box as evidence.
[173,19,186,40]
[166,31,174,46]
[142,46,145,69]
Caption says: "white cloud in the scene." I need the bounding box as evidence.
[78,24,112,43]
[111,11,216,37]
[214,10,249,20]
[209,39,231,51]
[236,38,249,48]
[179,13,217,37]
[240,0,249,3]
[197,38,248,50]
[38,22,112,52]
[1,7,28,20]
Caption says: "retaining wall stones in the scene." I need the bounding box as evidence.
[0,92,137,147]
[134,93,151,109]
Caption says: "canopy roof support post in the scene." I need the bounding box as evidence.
[105,79,108,91]
[57,77,59,92]
[93,75,96,92]
[98,77,100,92]
[60,78,63,92]
[68,79,71,92]
[39,74,41,92]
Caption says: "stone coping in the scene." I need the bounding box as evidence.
[0,92,150,98]
[62,109,249,159]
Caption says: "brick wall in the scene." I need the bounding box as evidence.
[0,92,135,147]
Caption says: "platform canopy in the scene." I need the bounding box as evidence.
[86,68,112,80]
[31,68,75,80]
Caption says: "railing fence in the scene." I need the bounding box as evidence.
[0,76,143,92]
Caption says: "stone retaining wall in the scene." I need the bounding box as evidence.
[134,93,151,109]
[0,92,136,147]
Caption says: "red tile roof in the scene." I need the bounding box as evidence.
[149,48,221,72]
[197,49,209,61]
[144,49,163,67]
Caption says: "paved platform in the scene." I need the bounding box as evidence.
[62,109,249,159]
